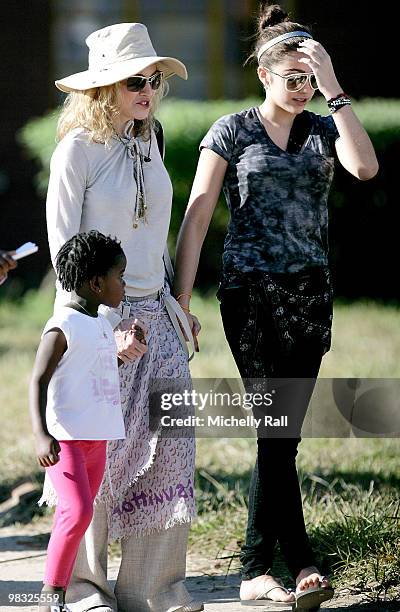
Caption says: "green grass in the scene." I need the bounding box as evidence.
[0,289,399,600]
[0,289,55,496]
[188,293,400,378]
[193,438,400,597]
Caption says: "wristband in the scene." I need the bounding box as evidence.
[326,92,347,104]
[328,98,351,114]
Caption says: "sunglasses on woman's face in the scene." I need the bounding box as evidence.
[267,69,318,92]
[125,71,163,92]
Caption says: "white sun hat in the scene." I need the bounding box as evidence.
[55,22,188,93]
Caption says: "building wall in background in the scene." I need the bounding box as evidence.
[51,0,395,101]
[0,0,396,292]
[52,0,258,101]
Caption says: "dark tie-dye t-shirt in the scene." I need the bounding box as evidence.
[200,107,339,279]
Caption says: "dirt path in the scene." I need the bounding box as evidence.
[0,522,398,612]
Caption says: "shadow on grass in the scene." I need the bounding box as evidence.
[195,467,400,507]
[0,472,45,528]
[299,469,400,496]
[2,465,398,530]
[195,466,400,596]
[0,533,49,553]
[0,343,12,358]
[0,472,44,501]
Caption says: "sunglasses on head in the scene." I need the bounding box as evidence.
[125,71,163,92]
[267,69,318,92]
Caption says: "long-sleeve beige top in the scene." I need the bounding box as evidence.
[46,122,173,299]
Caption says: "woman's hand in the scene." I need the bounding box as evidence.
[34,433,61,467]
[184,312,201,352]
[297,40,343,100]
[115,318,148,363]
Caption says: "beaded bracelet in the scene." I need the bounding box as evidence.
[326,92,347,104]
[326,91,351,115]
[327,96,351,114]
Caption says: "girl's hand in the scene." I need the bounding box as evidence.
[297,40,343,100]
[132,319,147,345]
[34,433,61,467]
[115,318,148,363]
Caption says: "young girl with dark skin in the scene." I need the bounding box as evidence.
[174,3,378,609]
[30,231,145,612]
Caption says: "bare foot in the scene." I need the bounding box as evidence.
[240,574,295,602]
[296,566,331,594]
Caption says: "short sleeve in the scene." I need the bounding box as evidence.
[199,114,237,163]
[317,114,340,157]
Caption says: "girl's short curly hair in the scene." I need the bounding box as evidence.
[55,230,124,292]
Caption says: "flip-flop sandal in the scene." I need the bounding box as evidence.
[241,585,295,608]
[294,575,334,610]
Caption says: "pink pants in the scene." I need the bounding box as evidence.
[44,440,107,588]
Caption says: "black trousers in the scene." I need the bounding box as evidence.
[219,277,329,581]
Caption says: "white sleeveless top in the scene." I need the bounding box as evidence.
[42,307,125,441]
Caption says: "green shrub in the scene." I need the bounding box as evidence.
[18,98,400,295]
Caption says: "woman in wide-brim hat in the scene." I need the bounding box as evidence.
[41,22,202,612]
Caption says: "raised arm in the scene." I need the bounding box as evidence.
[173,148,228,344]
[331,105,379,181]
[298,39,379,180]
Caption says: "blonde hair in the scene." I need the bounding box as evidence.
[56,78,168,144]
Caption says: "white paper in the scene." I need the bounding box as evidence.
[12,242,39,260]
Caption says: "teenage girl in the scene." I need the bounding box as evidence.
[30,231,145,611]
[173,3,378,609]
